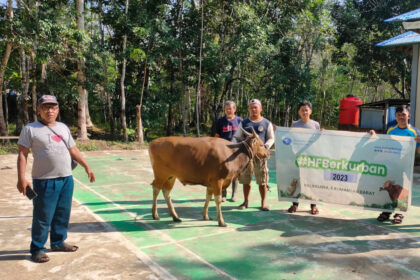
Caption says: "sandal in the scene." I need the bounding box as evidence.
[288,204,298,213]
[310,205,319,215]
[239,202,248,209]
[52,243,79,252]
[392,213,404,224]
[261,206,270,211]
[377,212,391,222]
[31,251,50,263]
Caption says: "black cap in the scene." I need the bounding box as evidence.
[38,95,58,105]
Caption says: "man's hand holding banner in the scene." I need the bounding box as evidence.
[275,127,415,212]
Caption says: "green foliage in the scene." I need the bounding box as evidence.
[331,0,419,99]
[2,0,417,140]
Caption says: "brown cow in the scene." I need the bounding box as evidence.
[379,180,409,202]
[149,129,270,227]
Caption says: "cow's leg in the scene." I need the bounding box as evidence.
[152,185,161,220]
[213,181,227,227]
[203,188,213,221]
[162,178,181,222]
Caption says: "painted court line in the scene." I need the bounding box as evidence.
[99,181,146,188]
[0,215,32,220]
[73,197,176,280]
[138,228,237,250]
[73,177,237,280]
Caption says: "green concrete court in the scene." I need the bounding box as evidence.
[71,150,420,280]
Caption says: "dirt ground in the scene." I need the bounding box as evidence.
[0,151,170,280]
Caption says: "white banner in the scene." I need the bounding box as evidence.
[275,127,415,212]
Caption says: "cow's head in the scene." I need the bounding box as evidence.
[380,180,394,191]
[241,127,270,160]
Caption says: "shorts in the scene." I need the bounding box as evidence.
[239,158,268,185]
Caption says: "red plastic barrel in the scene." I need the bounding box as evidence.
[339,95,362,125]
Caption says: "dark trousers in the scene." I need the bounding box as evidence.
[30,176,74,254]
[222,180,238,199]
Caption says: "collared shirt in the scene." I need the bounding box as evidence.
[387,124,420,148]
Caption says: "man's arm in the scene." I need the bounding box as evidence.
[17,145,32,195]
[264,123,275,149]
[69,146,95,183]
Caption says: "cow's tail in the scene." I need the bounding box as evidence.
[148,146,155,166]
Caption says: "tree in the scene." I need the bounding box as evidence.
[0,0,14,136]
[76,0,89,140]
[120,0,129,142]
[332,0,420,99]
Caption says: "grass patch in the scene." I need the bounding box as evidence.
[1,125,150,155]
[0,139,148,155]
[76,139,148,152]
[0,142,19,155]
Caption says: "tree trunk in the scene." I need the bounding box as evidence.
[30,50,37,122]
[4,93,9,133]
[120,0,129,142]
[137,61,147,144]
[166,103,173,136]
[320,89,326,127]
[0,42,12,136]
[236,61,241,106]
[136,105,143,143]
[195,0,204,137]
[0,0,14,136]
[101,61,115,135]
[98,0,114,135]
[76,0,88,140]
[177,0,187,137]
[85,93,94,127]
[41,63,47,81]
[19,46,30,125]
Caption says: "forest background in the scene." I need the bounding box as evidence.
[0,0,419,151]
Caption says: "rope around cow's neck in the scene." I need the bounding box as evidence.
[242,139,256,160]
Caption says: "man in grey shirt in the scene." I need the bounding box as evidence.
[288,100,321,215]
[17,95,95,263]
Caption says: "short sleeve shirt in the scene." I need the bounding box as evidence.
[216,116,243,142]
[387,124,420,148]
[18,121,76,179]
[291,119,320,130]
[241,118,271,144]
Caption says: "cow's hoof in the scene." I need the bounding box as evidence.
[203,216,212,221]
[218,222,227,227]
[152,215,160,220]
[173,217,182,223]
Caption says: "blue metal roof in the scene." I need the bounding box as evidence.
[376,31,420,47]
[385,8,420,22]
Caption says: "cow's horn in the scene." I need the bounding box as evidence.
[241,127,251,137]
[250,127,258,137]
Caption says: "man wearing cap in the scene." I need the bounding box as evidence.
[17,95,95,263]
[215,100,243,202]
[233,99,275,211]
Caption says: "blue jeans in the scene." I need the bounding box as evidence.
[30,176,74,254]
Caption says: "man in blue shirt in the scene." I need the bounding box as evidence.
[371,105,420,224]
[215,101,243,202]
[233,99,275,211]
